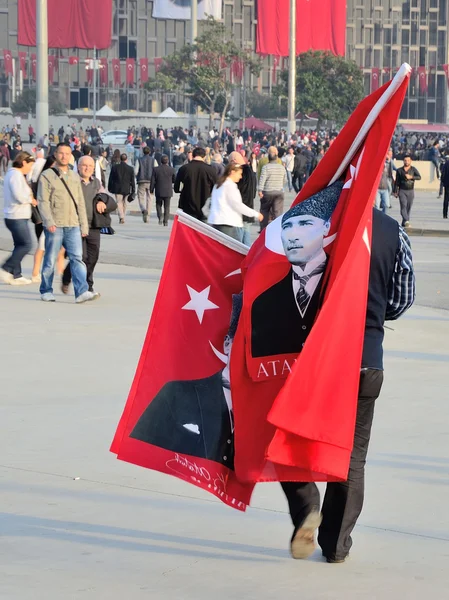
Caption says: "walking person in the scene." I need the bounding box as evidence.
[0,140,10,176]
[62,156,117,294]
[174,147,217,221]
[282,146,295,192]
[207,163,263,242]
[429,141,440,183]
[292,148,308,193]
[258,147,287,231]
[0,151,37,285]
[150,155,175,226]
[440,155,449,219]
[393,155,421,228]
[229,151,257,246]
[108,153,135,224]
[37,142,98,303]
[375,154,393,213]
[135,147,156,223]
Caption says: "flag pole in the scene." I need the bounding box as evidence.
[287,0,296,136]
[93,45,97,126]
[36,0,49,143]
[190,0,198,123]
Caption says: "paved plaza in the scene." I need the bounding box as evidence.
[1,189,448,599]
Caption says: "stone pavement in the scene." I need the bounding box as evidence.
[0,220,448,599]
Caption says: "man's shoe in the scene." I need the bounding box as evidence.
[41,293,56,302]
[323,553,349,564]
[119,218,125,224]
[404,221,411,228]
[142,210,148,223]
[10,276,32,285]
[0,269,14,284]
[158,219,163,225]
[31,274,41,284]
[290,510,322,560]
[163,221,168,226]
[75,291,100,304]
[61,283,70,294]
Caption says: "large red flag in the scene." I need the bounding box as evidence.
[371,67,380,92]
[111,58,121,85]
[17,0,112,49]
[256,0,346,57]
[126,58,135,85]
[48,55,56,84]
[99,58,108,86]
[417,66,428,93]
[111,213,254,511]
[18,51,27,75]
[231,65,411,485]
[139,58,149,85]
[3,49,13,76]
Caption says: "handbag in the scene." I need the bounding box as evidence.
[31,204,42,225]
[100,226,115,235]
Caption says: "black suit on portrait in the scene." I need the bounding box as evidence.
[251,268,324,358]
[130,372,234,469]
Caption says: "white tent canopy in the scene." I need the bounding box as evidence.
[158,107,179,118]
[96,105,117,117]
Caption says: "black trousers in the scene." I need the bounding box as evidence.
[156,196,171,224]
[281,369,384,561]
[292,172,304,194]
[63,228,101,292]
[443,186,449,218]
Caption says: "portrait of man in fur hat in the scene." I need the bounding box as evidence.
[251,182,343,358]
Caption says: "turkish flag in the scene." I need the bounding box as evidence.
[31,53,37,80]
[231,65,411,485]
[417,66,428,93]
[140,57,149,85]
[126,58,135,85]
[231,58,244,82]
[99,57,108,86]
[371,67,380,91]
[111,213,254,511]
[3,49,13,76]
[154,57,163,73]
[111,58,121,85]
[18,51,27,75]
[443,64,449,88]
[69,56,79,66]
[48,55,56,84]
[86,59,93,85]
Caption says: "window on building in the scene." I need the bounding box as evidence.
[438,0,447,25]
[420,0,428,23]
[429,13,438,46]
[402,28,410,46]
[410,14,418,45]
[438,30,446,65]
[374,23,382,44]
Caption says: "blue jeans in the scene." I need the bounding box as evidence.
[2,218,32,278]
[286,170,293,192]
[40,227,88,298]
[241,222,252,246]
[376,189,389,213]
[212,224,243,242]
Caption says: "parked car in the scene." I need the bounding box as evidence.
[101,130,128,145]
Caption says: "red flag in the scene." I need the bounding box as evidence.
[111,213,254,511]
[18,51,27,75]
[231,58,244,82]
[417,66,428,93]
[443,64,449,88]
[272,55,280,84]
[99,57,108,86]
[85,59,93,85]
[231,65,411,485]
[140,57,149,84]
[371,67,380,91]
[69,56,79,66]
[126,58,135,85]
[3,49,13,76]
[154,57,163,73]
[256,0,346,57]
[48,55,56,84]
[31,53,37,80]
[111,58,120,85]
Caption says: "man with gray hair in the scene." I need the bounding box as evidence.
[258,147,287,231]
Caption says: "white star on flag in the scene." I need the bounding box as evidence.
[182,285,219,324]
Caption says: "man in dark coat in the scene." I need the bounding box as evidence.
[439,154,449,218]
[108,153,135,224]
[130,294,243,469]
[151,155,175,226]
[135,146,155,223]
[229,151,257,246]
[174,147,217,220]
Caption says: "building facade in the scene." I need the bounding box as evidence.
[0,0,448,123]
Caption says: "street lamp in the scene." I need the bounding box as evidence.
[85,47,104,126]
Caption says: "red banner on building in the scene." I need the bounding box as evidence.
[112,58,121,85]
[86,60,94,85]
[126,58,135,85]
[48,55,56,84]
[417,66,428,93]
[17,0,112,49]
[371,67,380,92]
[69,56,79,66]
[31,53,37,80]
[443,64,449,88]
[3,49,13,76]
[100,58,108,86]
[256,0,346,57]
[140,58,149,84]
[154,57,163,73]
[18,51,27,75]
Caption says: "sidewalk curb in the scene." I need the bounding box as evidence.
[408,227,449,237]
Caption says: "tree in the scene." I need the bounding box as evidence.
[245,90,286,120]
[11,88,67,116]
[146,16,262,135]
[274,51,364,128]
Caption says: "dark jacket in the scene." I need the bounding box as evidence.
[137,154,155,183]
[394,166,421,193]
[293,153,308,175]
[174,159,217,220]
[151,164,175,198]
[80,178,117,229]
[440,159,449,187]
[108,161,136,196]
[238,164,257,224]
[130,371,234,468]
